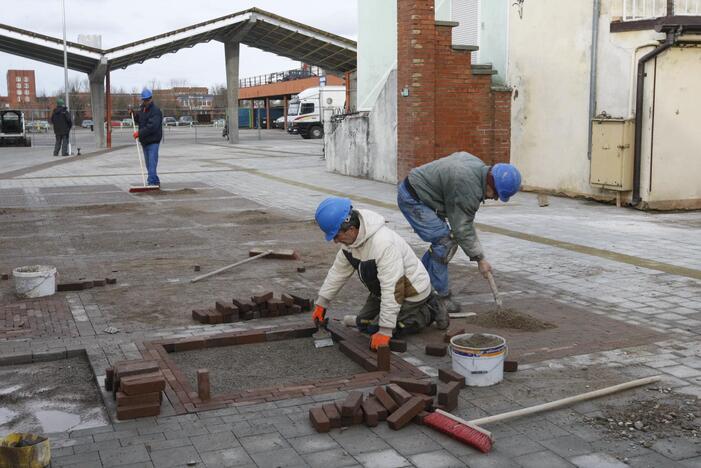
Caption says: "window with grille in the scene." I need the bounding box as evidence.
[676,0,701,14]
[622,0,667,20]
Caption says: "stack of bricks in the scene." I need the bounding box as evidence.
[105,359,165,420]
[308,376,446,433]
[192,292,312,324]
[57,277,117,291]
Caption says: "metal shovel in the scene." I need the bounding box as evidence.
[313,318,334,348]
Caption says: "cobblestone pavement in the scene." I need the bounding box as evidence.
[1,133,700,467]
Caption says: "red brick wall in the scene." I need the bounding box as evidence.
[396,0,511,180]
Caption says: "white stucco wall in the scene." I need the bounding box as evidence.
[479,0,508,84]
[506,0,699,204]
[357,0,397,111]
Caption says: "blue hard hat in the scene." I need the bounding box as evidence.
[140,88,153,100]
[315,197,352,241]
[492,163,522,202]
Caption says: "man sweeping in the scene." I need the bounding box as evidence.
[397,151,521,313]
[132,89,163,187]
[311,197,448,351]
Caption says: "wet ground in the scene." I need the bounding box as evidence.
[0,355,108,434]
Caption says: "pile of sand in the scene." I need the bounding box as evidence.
[452,333,503,348]
[464,307,556,332]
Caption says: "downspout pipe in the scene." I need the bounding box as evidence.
[631,30,677,206]
[586,0,601,160]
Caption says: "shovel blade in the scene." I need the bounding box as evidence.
[313,330,334,348]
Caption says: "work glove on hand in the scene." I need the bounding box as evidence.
[370,332,391,351]
[132,131,139,139]
[311,304,326,325]
[477,259,492,278]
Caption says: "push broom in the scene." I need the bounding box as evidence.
[128,114,159,193]
[424,375,660,453]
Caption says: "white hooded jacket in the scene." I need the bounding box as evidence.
[316,209,432,331]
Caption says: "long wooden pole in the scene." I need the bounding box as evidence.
[190,250,272,283]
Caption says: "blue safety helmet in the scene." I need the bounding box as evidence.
[492,163,522,202]
[140,88,153,100]
[315,197,352,241]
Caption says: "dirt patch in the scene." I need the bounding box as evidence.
[453,333,503,348]
[168,337,366,395]
[587,391,700,446]
[464,307,557,332]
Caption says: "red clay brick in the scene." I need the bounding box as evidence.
[251,292,273,304]
[361,399,379,427]
[232,299,252,312]
[289,294,311,311]
[92,279,106,287]
[174,338,206,351]
[56,282,86,292]
[366,396,388,421]
[437,381,461,411]
[207,311,224,324]
[215,300,234,315]
[191,309,209,323]
[232,330,266,345]
[390,378,433,395]
[387,396,425,430]
[116,402,160,420]
[341,391,364,417]
[504,360,518,372]
[116,391,161,407]
[389,339,407,353]
[376,345,391,371]
[197,369,211,401]
[105,277,117,285]
[443,327,465,343]
[120,372,166,395]
[386,384,412,405]
[438,368,465,388]
[415,394,434,411]
[289,304,302,314]
[413,410,429,425]
[114,360,160,379]
[373,386,398,413]
[309,407,331,432]
[425,343,447,356]
[281,293,294,306]
[322,403,341,428]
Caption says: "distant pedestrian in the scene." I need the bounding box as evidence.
[132,88,163,186]
[50,98,72,156]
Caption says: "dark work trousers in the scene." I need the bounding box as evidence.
[53,134,69,156]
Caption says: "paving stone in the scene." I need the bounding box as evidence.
[458,452,516,468]
[490,434,545,458]
[409,449,465,468]
[239,432,290,453]
[660,365,701,378]
[626,451,688,467]
[249,447,307,467]
[651,436,701,460]
[72,439,121,454]
[149,445,202,468]
[330,425,391,455]
[355,448,411,468]
[540,435,593,458]
[190,430,239,452]
[386,431,442,456]
[99,444,151,467]
[302,448,359,468]
[288,433,340,454]
[569,452,628,468]
[514,450,576,468]
[199,447,254,467]
[145,437,193,451]
[680,456,701,467]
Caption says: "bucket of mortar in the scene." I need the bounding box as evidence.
[450,333,507,387]
[12,265,57,298]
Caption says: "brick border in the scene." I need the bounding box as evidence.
[139,322,429,414]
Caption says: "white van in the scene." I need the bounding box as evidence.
[287,85,345,139]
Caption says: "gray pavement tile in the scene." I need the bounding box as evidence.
[149,445,202,468]
[249,447,308,467]
[146,437,193,451]
[459,452,518,468]
[680,456,701,467]
[302,448,358,468]
[627,451,689,468]
[137,421,182,435]
[200,447,254,467]
[288,433,340,454]
[275,420,318,438]
[94,429,139,442]
[73,439,121,454]
[99,444,151,467]
[651,436,701,461]
[70,424,114,438]
[51,450,102,467]
[240,431,290,454]
[569,452,628,468]
[190,430,239,453]
[52,446,75,457]
[514,450,576,468]
[540,435,593,458]
[386,431,442,456]
[354,449,411,468]
[409,449,466,468]
[589,438,654,458]
[162,426,209,440]
[120,433,166,447]
[330,425,391,455]
[512,419,571,441]
[114,464,154,468]
[490,434,544,458]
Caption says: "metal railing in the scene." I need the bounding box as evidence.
[239,66,322,88]
[623,0,701,20]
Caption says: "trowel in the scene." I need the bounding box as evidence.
[313,318,334,348]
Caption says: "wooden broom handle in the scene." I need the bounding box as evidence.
[469,376,660,427]
[485,271,502,307]
[190,250,272,283]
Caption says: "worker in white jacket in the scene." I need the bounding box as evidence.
[311,197,448,351]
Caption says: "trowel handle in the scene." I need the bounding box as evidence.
[486,271,502,307]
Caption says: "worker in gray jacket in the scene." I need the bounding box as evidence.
[397,152,521,313]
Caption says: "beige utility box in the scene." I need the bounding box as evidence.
[590,118,635,191]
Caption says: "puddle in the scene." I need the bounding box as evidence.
[34,410,81,432]
[0,407,18,425]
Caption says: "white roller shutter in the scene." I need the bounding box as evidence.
[451,0,480,61]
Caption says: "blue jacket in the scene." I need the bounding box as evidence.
[134,101,163,145]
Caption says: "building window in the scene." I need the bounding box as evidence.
[16,77,21,82]
[16,83,22,89]
[676,0,701,14]
[24,96,30,102]
[23,77,29,82]
[24,83,29,89]
[622,0,667,20]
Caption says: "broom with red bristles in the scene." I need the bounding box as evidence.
[424,375,660,453]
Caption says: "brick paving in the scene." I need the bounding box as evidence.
[0,135,699,466]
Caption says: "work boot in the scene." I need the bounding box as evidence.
[437,291,461,315]
[429,294,450,330]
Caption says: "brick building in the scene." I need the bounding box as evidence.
[325,0,511,184]
[7,70,37,106]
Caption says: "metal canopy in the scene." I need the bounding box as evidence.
[0,7,356,75]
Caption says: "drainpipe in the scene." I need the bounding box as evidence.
[631,29,677,206]
[586,0,601,160]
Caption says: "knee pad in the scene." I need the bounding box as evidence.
[429,236,458,264]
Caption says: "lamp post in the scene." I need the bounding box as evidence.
[61,0,72,155]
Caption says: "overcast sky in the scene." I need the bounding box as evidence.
[0,0,357,96]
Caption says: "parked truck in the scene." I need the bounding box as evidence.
[287,85,345,139]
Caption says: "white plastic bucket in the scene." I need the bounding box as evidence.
[12,265,57,298]
[450,333,507,387]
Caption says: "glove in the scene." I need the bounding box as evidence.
[132,131,139,139]
[311,305,326,324]
[370,332,391,351]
